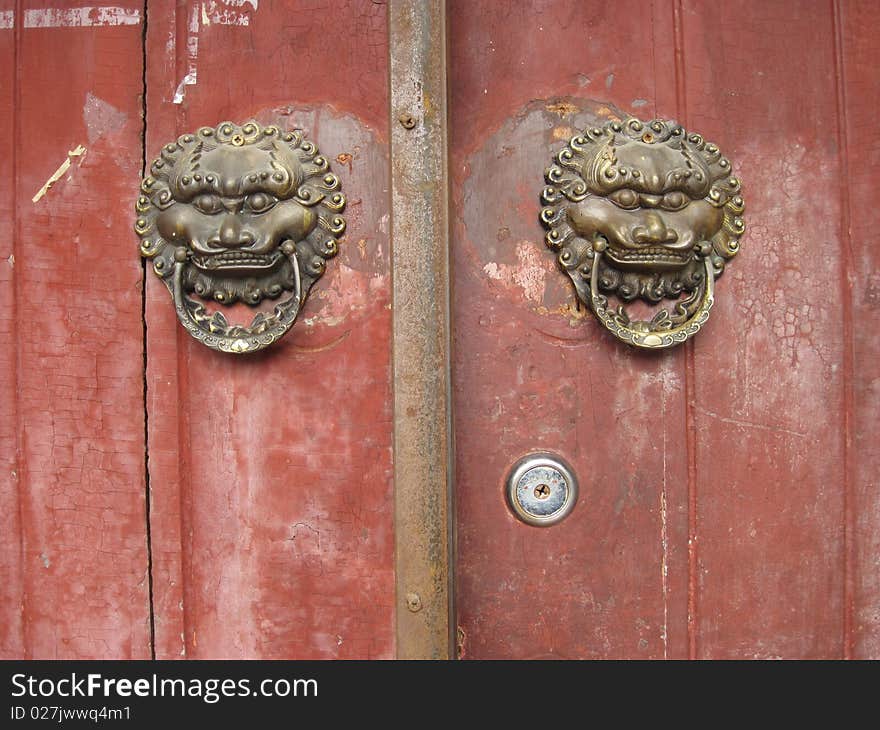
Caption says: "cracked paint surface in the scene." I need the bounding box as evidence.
[450,0,873,660]
[144,0,393,660]
[1,0,149,658]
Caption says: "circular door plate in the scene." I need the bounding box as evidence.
[506,453,579,527]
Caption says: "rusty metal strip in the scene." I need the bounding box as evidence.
[389,0,452,660]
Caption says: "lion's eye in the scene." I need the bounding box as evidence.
[608,189,639,209]
[193,194,223,215]
[245,193,278,213]
[661,191,689,211]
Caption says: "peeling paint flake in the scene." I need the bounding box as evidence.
[172,6,200,104]
[23,7,139,28]
[545,100,579,118]
[32,145,87,204]
[482,242,550,304]
[201,0,258,26]
[83,92,128,143]
[2,6,142,29]
[173,72,198,104]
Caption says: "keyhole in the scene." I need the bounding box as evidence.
[534,483,551,500]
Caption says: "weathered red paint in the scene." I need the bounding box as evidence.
[144,0,394,659]
[0,0,150,658]
[0,0,20,659]
[450,0,690,660]
[450,0,878,659]
[840,0,880,660]
[683,0,847,659]
[3,0,877,661]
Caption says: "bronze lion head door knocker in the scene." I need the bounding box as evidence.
[135,121,345,353]
[541,117,745,349]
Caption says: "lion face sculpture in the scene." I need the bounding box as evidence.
[135,121,345,353]
[541,118,744,348]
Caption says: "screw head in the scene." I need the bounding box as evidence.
[405,592,423,613]
[398,113,416,130]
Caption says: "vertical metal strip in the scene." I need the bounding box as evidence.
[389,0,452,660]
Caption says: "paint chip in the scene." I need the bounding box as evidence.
[200,1,259,27]
[32,145,87,203]
[173,72,197,104]
[3,7,142,29]
[83,92,128,143]
[545,101,579,118]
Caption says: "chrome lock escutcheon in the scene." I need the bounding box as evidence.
[506,453,578,527]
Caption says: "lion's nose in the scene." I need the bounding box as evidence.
[632,212,678,245]
[213,214,255,248]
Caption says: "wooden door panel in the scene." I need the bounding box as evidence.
[143,0,395,659]
[683,0,846,658]
[450,0,877,659]
[841,0,880,660]
[0,0,20,658]
[450,0,690,660]
[0,0,150,658]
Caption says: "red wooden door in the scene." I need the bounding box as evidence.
[142,0,395,660]
[2,0,878,661]
[2,0,396,660]
[450,0,879,659]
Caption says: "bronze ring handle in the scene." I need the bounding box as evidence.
[170,249,302,354]
[589,245,715,349]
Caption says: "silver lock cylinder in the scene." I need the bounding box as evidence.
[505,453,578,527]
